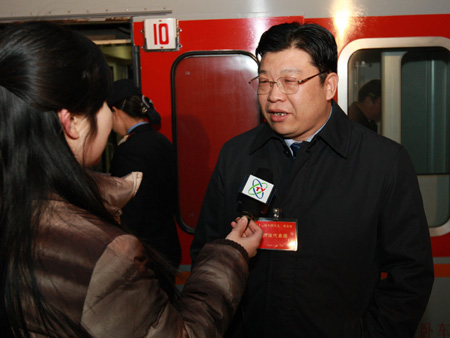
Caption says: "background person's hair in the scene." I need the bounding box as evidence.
[358,79,382,103]
[118,95,161,125]
[108,79,161,125]
[0,21,177,337]
[255,22,338,83]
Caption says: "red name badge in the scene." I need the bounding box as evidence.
[255,218,298,251]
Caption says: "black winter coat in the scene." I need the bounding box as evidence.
[110,123,181,267]
[191,101,434,338]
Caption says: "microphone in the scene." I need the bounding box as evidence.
[237,168,275,219]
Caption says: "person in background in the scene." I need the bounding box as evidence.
[0,20,262,338]
[191,22,434,338]
[108,79,181,268]
[348,79,382,133]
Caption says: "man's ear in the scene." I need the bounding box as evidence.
[324,72,338,101]
[57,108,79,140]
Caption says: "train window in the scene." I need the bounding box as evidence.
[338,37,450,230]
[171,51,260,233]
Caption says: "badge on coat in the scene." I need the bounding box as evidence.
[255,218,298,251]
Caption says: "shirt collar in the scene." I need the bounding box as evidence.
[317,100,350,159]
[284,107,332,150]
[127,121,149,135]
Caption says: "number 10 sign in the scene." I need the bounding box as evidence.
[144,18,178,50]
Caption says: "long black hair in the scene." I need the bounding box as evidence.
[0,21,177,337]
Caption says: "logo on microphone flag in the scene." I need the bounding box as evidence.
[242,174,275,204]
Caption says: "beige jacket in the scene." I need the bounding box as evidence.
[24,172,249,337]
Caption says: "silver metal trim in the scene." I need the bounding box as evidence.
[338,36,450,112]
[337,36,450,237]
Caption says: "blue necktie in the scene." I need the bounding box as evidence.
[290,142,302,159]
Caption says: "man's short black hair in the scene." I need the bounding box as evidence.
[255,22,338,82]
[358,79,381,102]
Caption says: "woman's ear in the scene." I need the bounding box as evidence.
[111,106,123,119]
[57,108,79,140]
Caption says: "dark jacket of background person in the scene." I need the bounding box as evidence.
[110,123,181,267]
[191,101,434,338]
[348,79,382,133]
[25,172,249,337]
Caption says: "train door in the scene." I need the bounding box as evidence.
[170,50,260,233]
[338,34,450,335]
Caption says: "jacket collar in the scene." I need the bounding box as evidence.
[249,123,277,155]
[315,100,351,159]
[127,121,151,135]
[89,171,142,217]
[48,171,142,218]
[249,100,351,159]
[118,123,153,145]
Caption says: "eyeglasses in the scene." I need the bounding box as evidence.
[248,71,326,95]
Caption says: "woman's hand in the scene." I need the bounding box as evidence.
[226,216,263,258]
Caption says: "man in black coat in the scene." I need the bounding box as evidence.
[348,79,382,133]
[191,23,434,337]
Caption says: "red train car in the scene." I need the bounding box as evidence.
[132,14,450,337]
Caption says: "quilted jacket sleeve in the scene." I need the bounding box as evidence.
[81,234,248,338]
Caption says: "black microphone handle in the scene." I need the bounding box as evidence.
[237,168,274,219]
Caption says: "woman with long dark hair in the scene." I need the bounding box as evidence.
[0,21,262,337]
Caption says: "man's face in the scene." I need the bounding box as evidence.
[258,48,337,141]
[366,96,382,122]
